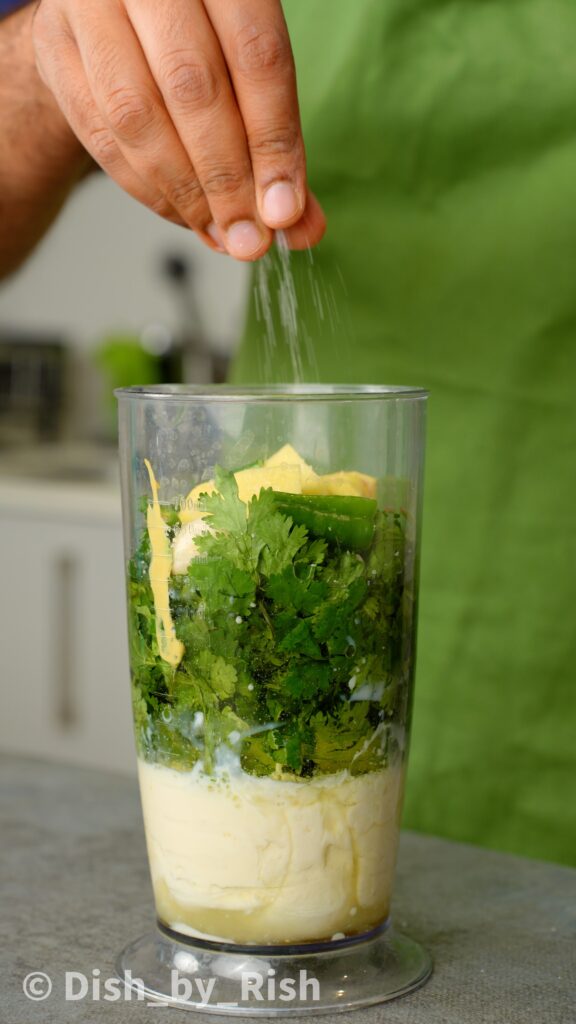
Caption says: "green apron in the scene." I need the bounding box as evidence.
[232,0,576,865]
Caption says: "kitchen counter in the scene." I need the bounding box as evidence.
[1,753,574,1024]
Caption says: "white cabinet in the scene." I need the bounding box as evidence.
[0,480,135,773]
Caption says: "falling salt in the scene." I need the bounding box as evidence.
[254,231,354,383]
[255,233,304,380]
[254,254,277,380]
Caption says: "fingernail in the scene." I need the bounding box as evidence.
[206,222,226,251]
[226,221,263,258]
[262,181,299,225]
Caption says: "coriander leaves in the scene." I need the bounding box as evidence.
[128,468,409,779]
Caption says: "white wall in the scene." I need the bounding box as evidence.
[0,172,250,353]
[0,173,250,437]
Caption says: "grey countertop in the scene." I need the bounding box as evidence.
[1,753,574,1024]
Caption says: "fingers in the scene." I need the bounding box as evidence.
[125,0,271,259]
[64,1,224,237]
[203,0,307,232]
[282,190,327,250]
[33,8,194,230]
[33,0,325,260]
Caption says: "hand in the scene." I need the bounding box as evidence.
[32,0,326,260]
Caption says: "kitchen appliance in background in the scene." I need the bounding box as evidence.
[160,253,230,384]
[95,249,232,440]
[0,330,66,445]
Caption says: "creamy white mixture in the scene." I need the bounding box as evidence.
[138,758,404,945]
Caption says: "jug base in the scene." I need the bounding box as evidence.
[116,922,432,1015]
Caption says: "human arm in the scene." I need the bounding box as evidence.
[0,3,92,280]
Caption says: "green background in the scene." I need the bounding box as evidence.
[233,0,576,864]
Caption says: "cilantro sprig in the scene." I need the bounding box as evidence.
[128,468,410,778]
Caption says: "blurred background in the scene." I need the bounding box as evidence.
[0,172,250,773]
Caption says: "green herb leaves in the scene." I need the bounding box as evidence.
[128,467,409,779]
